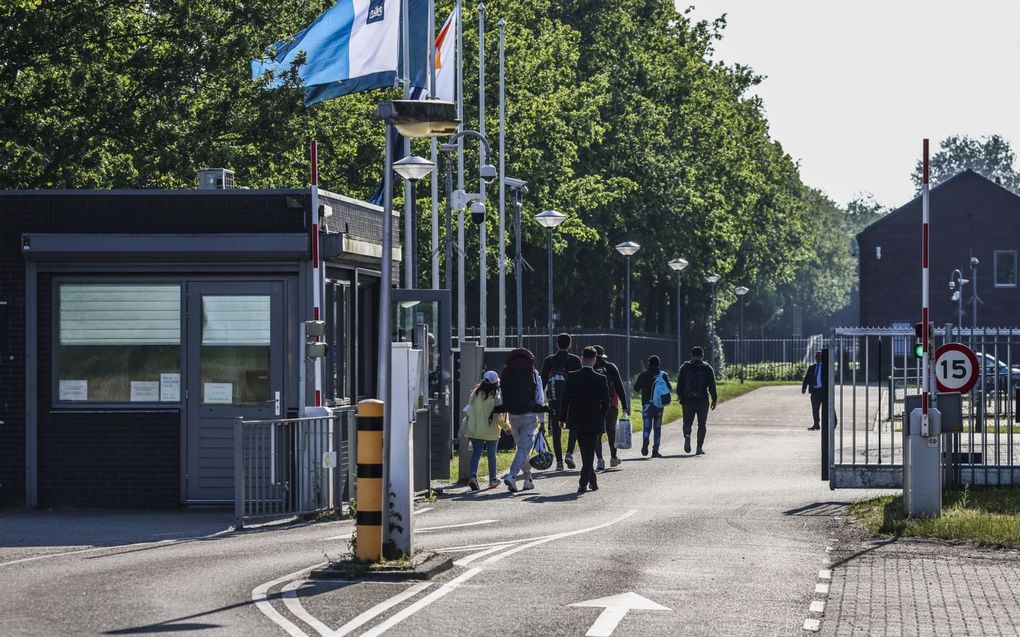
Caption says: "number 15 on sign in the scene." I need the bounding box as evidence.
[934,343,980,394]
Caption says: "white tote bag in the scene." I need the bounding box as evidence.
[615,415,633,449]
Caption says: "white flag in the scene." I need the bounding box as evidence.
[433,8,458,101]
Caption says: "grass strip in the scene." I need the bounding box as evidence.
[850,486,1020,549]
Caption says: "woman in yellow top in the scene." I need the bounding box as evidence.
[463,370,509,491]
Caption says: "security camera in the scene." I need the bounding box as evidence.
[505,176,528,191]
[971,256,980,267]
[470,201,486,224]
[480,163,497,184]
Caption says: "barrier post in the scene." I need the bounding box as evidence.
[356,399,385,562]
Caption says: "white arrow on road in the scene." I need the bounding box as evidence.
[570,592,671,636]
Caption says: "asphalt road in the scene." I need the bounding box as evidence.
[1,385,864,636]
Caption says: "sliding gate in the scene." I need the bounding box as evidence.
[828,327,1020,489]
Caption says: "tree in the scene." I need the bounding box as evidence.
[911,134,1020,193]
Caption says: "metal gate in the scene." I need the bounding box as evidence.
[827,327,1020,489]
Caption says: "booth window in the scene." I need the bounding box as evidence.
[994,250,1017,288]
[325,281,352,405]
[200,295,271,405]
[57,283,182,403]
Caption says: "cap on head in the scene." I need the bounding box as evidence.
[690,346,704,359]
[647,355,660,368]
[483,370,500,384]
[582,346,598,360]
[557,333,572,350]
[593,345,606,358]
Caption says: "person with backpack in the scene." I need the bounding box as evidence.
[499,348,547,493]
[560,346,611,493]
[540,333,582,470]
[676,346,719,455]
[633,355,673,458]
[592,345,626,468]
[462,370,510,491]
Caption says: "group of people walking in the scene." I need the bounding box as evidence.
[462,333,719,495]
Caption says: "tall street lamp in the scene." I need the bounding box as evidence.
[616,241,641,387]
[393,155,436,289]
[948,269,968,335]
[668,258,689,371]
[706,273,721,365]
[734,285,749,383]
[536,209,566,352]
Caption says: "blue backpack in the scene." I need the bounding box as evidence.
[651,372,672,408]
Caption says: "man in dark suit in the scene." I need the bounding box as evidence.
[560,346,611,493]
[802,351,825,430]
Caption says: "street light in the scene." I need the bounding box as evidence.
[393,155,436,289]
[616,241,641,387]
[735,285,750,383]
[506,178,529,347]
[536,210,566,352]
[705,273,721,366]
[948,270,969,336]
[668,258,689,372]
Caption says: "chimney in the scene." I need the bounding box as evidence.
[198,168,235,190]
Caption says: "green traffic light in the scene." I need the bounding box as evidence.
[914,343,925,358]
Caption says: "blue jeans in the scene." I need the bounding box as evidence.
[642,403,663,453]
[506,414,539,481]
[469,438,498,482]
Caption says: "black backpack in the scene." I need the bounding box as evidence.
[545,352,570,404]
[684,365,708,401]
[501,348,539,414]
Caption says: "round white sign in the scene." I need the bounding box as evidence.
[934,343,979,394]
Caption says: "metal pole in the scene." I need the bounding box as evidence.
[445,153,454,298]
[377,125,394,539]
[921,138,931,437]
[514,195,523,348]
[625,256,632,385]
[478,3,487,345]
[497,18,506,347]
[547,227,554,353]
[430,0,439,290]
[972,261,978,331]
[739,298,745,384]
[409,179,418,287]
[401,0,413,292]
[676,274,682,372]
[456,0,465,344]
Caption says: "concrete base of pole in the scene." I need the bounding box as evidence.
[905,407,942,517]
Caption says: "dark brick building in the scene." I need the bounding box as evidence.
[0,186,399,508]
[857,170,1020,328]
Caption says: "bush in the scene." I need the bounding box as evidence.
[725,361,807,382]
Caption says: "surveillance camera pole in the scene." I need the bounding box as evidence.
[478,3,487,346]
[512,189,525,347]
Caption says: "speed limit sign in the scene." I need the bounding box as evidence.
[934,343,980,393]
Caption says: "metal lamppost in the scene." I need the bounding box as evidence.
[734,285,749,383]
[616,241,641,387]
[507,178,529,347]
[969,256,980,332]
[948,269,969,336]
[706,273,721,364]
[536,210,566,352]
[668,258,689,371]
[393,155,436,288]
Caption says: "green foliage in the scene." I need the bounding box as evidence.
[911,134,1020,193]
[728,361,807,382]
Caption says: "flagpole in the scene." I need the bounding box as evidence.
[497,18,506,347]
[401,0,413,291]
[478,2,487,346]
[429,0,440,290]
[456,0,465,345]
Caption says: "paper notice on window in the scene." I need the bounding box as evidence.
[204,382,233,404]
[160,373,181,402]
[130,381,160,402]
[59,380,88,401]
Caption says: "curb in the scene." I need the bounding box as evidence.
[309,551,453,582]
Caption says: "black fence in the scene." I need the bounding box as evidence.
[720,336,827,381]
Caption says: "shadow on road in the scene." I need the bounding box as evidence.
[782,502,850,517]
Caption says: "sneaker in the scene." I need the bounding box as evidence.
[610,457,622,468]
[522,480,535,491]
[577,486,587,494]
[503,477,518,493]
[555,461,565,471]
[489,479,501,489]
[684,436,692,454]
[596,459,606,471]
[468,479,480,492]
[652,451,663,458]
[589,483,599,491]
[564,454,576,469]
[808,425,820,430]
[641,440,649,456]
[696,447,705,455]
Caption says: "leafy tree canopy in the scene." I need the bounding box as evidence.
[911,134,1020,193]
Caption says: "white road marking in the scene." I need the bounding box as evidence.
[0,528,235,568]
[435,540,518,553]
[252,562,329,637]
[282,580,335,637]
[414,507,434,515]
[815,583,830,595]
[570,592,670,637]
[416,519,499,532]
[452,545,508,566]
[819,569,831,580]
[483,510,639,565]
[358,567,483,637]
[803,618,821,632]
[333,581,432,636]
[810,600,825,613]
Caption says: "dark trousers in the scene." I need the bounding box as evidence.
[682,400,710,448]
[604,405,619,458]
[810,390,824,427]
[577,430,600,489]
[549,403,564,462]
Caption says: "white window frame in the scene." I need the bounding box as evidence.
[994,250,1018,288]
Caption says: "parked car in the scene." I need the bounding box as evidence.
[977,353,1020,393]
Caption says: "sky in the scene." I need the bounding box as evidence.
[686,0,1020,208]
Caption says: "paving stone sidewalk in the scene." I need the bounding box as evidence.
[822,523,1020,636]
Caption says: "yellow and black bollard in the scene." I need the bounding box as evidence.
[355,399,384,562]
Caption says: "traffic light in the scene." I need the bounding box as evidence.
[913,323,924,358]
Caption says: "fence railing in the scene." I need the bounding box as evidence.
[828,327,1020,489]
[234,408,355,528]
[720,336,827,381]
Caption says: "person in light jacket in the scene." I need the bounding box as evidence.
[463,370,510,491]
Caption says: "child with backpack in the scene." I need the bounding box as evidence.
[633,355,673,458]
[676,346,719,455]
[462,370,510,491]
